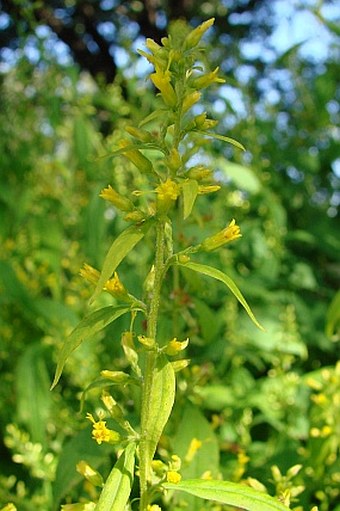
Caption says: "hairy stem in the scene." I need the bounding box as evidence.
[139,220,166,511]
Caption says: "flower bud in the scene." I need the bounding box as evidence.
[99,185,134,212]
[125,125,153,143]
[191,67,225,89]
[104,272,129,299]
[201,219,242,251]
[79,263,100,285]
[150,70,177,107]
[178,254,190,264]
[184,18,215,50]
[123,210,146,223]
[137,335,155,348]
[165,337,189,356]
[187,165,213,181]
[145,38,162,54]
[100,370,130,383]
[119,139,154,175]
[198,184,221,194]
[168,148,182,172]
[182,91,201,113]
[76,460,103,487]
[121,331,141,376]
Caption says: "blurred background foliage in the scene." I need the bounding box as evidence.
[0,1,339,510]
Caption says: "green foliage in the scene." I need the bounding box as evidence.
[0,8,339,511]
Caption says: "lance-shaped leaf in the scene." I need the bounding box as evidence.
[182,179,199,219]
[193,130,246,151]
[90,223,150,304]
[51,306,130,389]
[164,479,291,511]
[95,442,136,511]
[140,354,175,474]
[177,261,264,330]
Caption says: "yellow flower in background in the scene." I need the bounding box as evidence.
[185,438,202,462]
[86,413,120,445]
[201,219,242,251]
[147,505,162,511]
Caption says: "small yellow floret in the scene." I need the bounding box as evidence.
[201,219,242,251]
[166,470,182,484]
[86,413,120,445]
[156,178,180,214]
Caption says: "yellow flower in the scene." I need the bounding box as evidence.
[166,470,182,483]
[147,505,162,511]
[104,272,128,298]
[165,337,189,356]
[80,264,129,299]
[156,178,180,214]
[201,219,242,251]
[86,413,120,445]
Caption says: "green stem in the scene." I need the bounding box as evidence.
[139,220,166,511]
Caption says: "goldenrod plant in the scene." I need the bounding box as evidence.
[51,19,298,511]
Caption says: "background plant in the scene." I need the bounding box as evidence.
[0,2,339,510]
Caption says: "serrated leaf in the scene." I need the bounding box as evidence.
[95,442,136,511]
[51,306,130,389]
[164,479,291,511]
[90,223,150,304]
[182,179,199,219]
[193,130,246,151]
[177,261,264,330]
[140,354,175,471]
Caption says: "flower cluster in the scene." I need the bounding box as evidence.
[86,413,120,445]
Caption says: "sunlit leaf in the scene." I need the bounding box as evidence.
[164,479,290,511]
[140,354,175,470]
[90,223,151,304]
[51,306,130,389]
[182,179,199,219]
[193,130,246,151]
[95,442,136,511]
[177,261,264,330]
